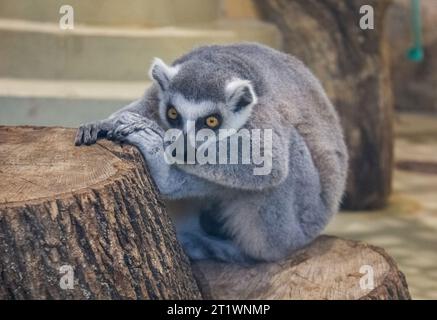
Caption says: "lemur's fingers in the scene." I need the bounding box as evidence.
[108,123,133,142]
[119,112,163,134]
[115,112,145,126]
[82,124,93,146]
[89,123,99,144]
[110,120,156,140]
[74,126,85,146]
[116,123,136,137]
[75,122,105,146]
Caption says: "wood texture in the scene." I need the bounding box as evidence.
[0,126,201,299]
[192,235,410,300]
[254,0,394,210]
[0,127,409,300]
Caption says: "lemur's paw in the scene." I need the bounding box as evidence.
[179,232,250,263]
[124,129,165,156]
[75,120,111,146]
[114,111,145,126]
[178,232,211,261]
[108,122,144,142]
[108,112,164,141]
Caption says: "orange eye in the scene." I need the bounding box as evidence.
[205,116,220,128]
[167,107,178,120]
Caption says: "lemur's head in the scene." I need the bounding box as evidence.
[148,57,258,138]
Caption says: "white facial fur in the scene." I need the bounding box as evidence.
[149,57,257,134]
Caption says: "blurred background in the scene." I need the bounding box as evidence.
[0,0,436,299]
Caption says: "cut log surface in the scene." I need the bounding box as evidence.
[192,236,411,300]
[0,126,201,299]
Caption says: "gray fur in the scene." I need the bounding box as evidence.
[75,43,348,263]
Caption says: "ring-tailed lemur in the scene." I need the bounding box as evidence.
[75,43,348,263]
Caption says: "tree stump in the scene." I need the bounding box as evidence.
[254,0,394,210]
[0,127,410,300]
[0,126,201,299]
[192,236,410,300]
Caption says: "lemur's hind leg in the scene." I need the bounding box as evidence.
[175,211,249,263]
[178,229,251,263]
[220,130,327,262]
[199,203,232,240]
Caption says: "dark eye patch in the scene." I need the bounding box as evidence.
[166,104,181,127]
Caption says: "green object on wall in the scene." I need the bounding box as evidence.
[407,0,424,62]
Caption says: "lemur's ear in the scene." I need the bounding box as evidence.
[225,79,257,112]
[148,58,179,91]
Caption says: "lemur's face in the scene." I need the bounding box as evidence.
[148,58,258,148]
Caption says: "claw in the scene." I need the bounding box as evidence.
[74,126,84,146]
[90,123,99,144]
[83,125,92,145]
[74,121,105,146]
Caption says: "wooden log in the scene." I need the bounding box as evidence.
[0,126,201,299]
[254,0,394,210]
[0,127,409,300]
[192,236,411,300]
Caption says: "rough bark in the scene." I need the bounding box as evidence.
[254,0,394,210]
[192,235,411,300]
[0,126,201,299]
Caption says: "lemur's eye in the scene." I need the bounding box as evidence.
[167,106,179,120]
[205,116,220,128]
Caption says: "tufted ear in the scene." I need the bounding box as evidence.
[225,79,257,112]
[148,58,179,91]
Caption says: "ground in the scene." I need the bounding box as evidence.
[326,112,437,299]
